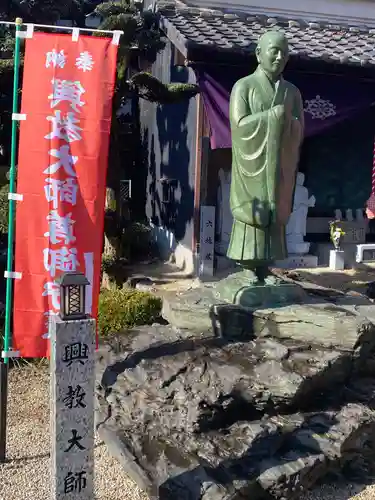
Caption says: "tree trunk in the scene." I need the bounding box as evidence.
[102,74,126,261]
[103,187,119,258]
[102,187,121,289]
[101,64,129,287]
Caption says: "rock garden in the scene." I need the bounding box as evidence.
[94,267,375,500]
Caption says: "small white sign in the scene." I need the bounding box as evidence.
[356,244,375,263]
[199,205,215,277]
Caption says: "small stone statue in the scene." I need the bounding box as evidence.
[227,30,304,285]
[335,209,342,220]
[346,209,354,222]
[332,228,343,250]
[286,172,315,255]
[329,221,345,250]
[356,209,364,221]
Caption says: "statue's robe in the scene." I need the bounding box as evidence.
[228,67,304,264]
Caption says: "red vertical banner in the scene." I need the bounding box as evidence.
[13,32,118,357]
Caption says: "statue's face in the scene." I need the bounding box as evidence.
[297,172,305,185]
[257,36,289,78]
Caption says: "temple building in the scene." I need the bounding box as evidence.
[140,0,375,274]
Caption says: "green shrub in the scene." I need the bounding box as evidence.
[101,255,120,276]
[98,288,162,337]
[0,183,9,234]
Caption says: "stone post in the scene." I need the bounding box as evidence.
[50,316,95,499]
[329,249,345,271]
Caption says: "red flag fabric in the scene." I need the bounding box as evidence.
[13,32,118,357]
[366,193,375,219]
[366,138,375,219]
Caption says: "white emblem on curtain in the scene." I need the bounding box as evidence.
[304,95,337,120]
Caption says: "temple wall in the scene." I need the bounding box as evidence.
[139,40,198,272]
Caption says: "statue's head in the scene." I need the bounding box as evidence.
[296,172,305,185]
[256,31,289,79]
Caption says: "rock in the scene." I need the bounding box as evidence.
[162,286,220,331]
[345,377,375,408]
[366,281,375,300]
[253,303,371,350]
[96,318,375,500]
[125,274,155,291]
[161,280,372,335]
[164,290,375,354]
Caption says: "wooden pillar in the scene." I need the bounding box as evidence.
[193,94,210,254]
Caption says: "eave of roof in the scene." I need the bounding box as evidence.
[157,0,375,68]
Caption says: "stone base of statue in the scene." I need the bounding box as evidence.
[287,241,310,254]
[213,270,306,309]
[330,249,345,270]
[162,269,308,332]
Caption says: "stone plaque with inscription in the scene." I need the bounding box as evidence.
[50,316,95,499]
[362,249,375,262]
[199,205,215,277]
[342,221,367,244]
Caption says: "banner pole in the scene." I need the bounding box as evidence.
[0,17,22,463]
[0,20,123,36]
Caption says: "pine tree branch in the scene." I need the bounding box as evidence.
[127,72,200,104]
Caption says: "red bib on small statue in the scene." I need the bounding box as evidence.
[366,193,375,219]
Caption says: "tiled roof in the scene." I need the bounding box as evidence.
[157,0,375,67]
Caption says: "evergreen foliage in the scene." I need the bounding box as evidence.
[0,0,200,241]
[128,71,200,103]
[1,0,98,26]
[95,0,200,102]
[0,184,9,234]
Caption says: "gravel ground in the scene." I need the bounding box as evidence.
[0,365,374,500]
[0,365,147,500]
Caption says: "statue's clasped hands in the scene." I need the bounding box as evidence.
[274,96,293,119]
[273,104,285,119]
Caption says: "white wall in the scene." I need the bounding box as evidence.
[184,0,375,26]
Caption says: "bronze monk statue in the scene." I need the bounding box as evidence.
[228,30,304,284]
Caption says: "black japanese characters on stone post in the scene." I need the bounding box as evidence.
[63,385,86,409]
[63,471,87,494]
[64,429,86,452]
[62,342,88,366]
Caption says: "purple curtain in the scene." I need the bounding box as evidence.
[195,68,375,150]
